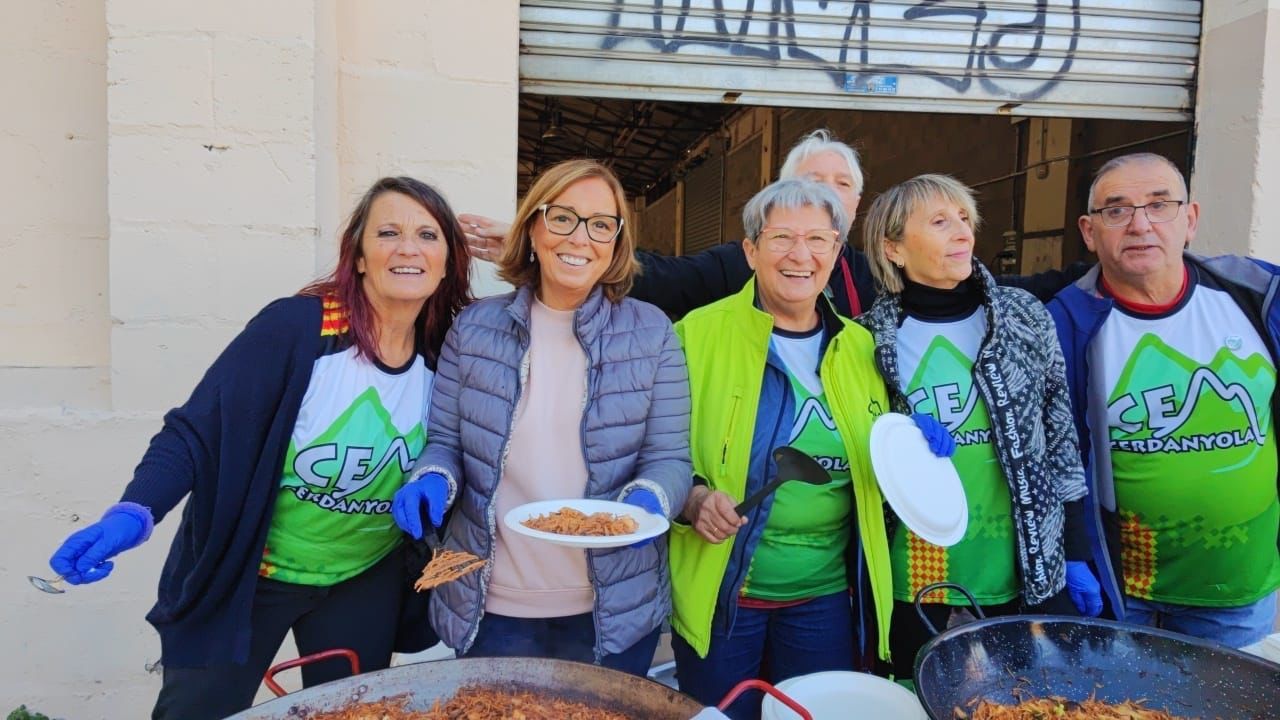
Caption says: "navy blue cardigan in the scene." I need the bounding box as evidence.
[121,296,321,667]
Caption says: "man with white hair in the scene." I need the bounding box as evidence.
[1048,152,1280,647]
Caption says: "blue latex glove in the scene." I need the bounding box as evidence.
[621,488,664,548]
[911,413,956,458]
[49,503,153,585]
[1066,560,1104,617]
[392,471,449,540]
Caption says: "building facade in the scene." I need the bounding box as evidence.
[4,1,1279,716]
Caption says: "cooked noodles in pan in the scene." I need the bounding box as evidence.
[957,696,1193,719]
[302,686,636,719]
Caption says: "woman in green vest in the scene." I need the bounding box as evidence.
[668,178,953,718]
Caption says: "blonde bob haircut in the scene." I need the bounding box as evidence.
[497,158,641,302]
[862,173,981,294]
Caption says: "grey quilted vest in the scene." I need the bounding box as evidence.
[412,284,692,658]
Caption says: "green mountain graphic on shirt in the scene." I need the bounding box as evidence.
[281,386,426,499]
[907,337,984,444]
[892,335,1016,605]
[1106,333,1280,604]
[1107,335,1272,469]
[262,386,425,585]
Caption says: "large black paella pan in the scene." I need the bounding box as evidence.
[912,585,1280,720]
[226,655,703,719]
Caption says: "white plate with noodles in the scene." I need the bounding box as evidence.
[503,499,670,548]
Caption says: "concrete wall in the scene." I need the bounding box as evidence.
[1193,0,1280,258]
[0,0,110,407]
[2,1,518,717]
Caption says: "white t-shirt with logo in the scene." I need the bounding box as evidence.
[1087,274,1280,605]
[893,309,1018,604]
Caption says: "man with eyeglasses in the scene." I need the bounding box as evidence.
[1048,152,1280,647]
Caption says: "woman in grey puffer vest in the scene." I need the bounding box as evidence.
[392,159,691,675]
[857,174,1098,679]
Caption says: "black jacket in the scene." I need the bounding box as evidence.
[631,243,1089,318]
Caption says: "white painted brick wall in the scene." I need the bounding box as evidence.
[109,35,215,128]
[214,35,315,138]
[0,0,109,372]
[0,235,108,366]
[109,135,316,229]
[2,411,172,719]
[108,0,320,413]
[108,0,314,38]
[1193,3,1280,259]
[110,223,318,323]
[6,2,519,716]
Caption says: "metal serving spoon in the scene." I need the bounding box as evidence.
[29,563,112,594]
[734,446,832,516]
[28,574,67,594]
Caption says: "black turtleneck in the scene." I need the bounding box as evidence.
[900,276,982,321]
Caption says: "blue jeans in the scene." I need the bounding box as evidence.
[1124,591,1278,648]
[462,612,661,677]
[671,591,855,720]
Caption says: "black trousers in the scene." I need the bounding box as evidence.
[152,548,403,720]
[889,587,1077,679]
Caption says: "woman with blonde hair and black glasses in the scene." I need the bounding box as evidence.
[392,159,691,675]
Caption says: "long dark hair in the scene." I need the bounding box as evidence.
[300,177,472,364]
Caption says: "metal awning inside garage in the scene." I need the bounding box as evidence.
[519,1,1201,122]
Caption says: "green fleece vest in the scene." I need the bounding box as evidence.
[670,279,894,660]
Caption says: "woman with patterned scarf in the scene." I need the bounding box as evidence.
[858,174,1101,679]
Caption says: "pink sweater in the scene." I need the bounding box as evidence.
[485,299,594,617]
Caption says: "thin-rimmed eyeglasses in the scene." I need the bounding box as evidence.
[756,228,842,255]
[1090,200,1185,227]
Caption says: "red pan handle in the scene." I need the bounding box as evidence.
[262,648,361,697]
[718,678,813,720]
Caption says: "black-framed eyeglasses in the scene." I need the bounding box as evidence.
[1090,200,1186,227]
[756,227,842,255]
[540,204,623,243]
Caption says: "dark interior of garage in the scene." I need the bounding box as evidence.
[518,94,1194,276]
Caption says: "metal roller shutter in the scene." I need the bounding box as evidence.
[682,149,724,255]
[638,187,679,255]
[723,133,764,243]
[520,1,1200,121]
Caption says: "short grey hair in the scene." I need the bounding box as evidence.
[743,179,848,241]
[862,174,981,294]
[1087,152,1187,212]
[779,129,865,195]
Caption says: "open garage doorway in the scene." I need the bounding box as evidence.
[517,1,1199,277]
[518,94,1193,277]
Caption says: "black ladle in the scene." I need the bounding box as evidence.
[734,446,832,516]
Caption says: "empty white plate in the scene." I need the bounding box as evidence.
[869,413,967,547]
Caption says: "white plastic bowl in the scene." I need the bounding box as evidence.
[761,671,927,720]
